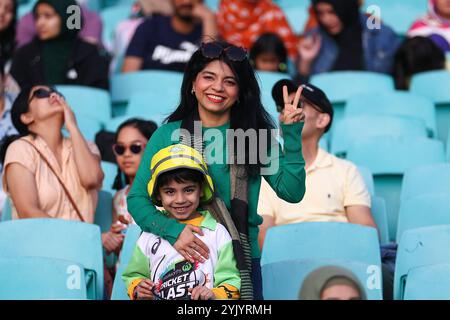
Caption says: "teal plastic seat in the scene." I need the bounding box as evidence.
[1,198,12,222]
[56,85,112,124]
[345,91,437,138]
[125,91,178,125]
[358,166,374,196]
[403,263,450,300]
[63,114,102,142]
[0,256,87,300]
[111,224,142,300]
[330,115,428,157]
[261,222,381,267]
[396,193,450,243]
[262,259,383,300]
[401,164,450,202]
[410,71,450,143]
[310,71,394,122]
[395,225,450,300]
[0,219,104,299]
[371,196,390,245]
[111,71,183,105]
[100,5,131,50]
[94,190,113,233]
[101,161,118,193]
[347,136,446,241]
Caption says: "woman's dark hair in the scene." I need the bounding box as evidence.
[393,36,446,90]
[166,41,276,178]
[0,85,35,164]
[249,33,288,72]
[112,118,158,190]
[155,168,205,195]
[0,0,18,62]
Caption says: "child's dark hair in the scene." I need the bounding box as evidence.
[112,118,157,190]
[249,33,288,72]
[155,168,205,194]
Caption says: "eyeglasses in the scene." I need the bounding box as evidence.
[28,87,64,103]
[200,42,248,62]
[113,143,146,156]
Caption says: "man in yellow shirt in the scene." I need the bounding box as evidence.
[258,79,377,248]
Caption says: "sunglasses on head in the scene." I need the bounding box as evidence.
[200,42,248,62]
[29,87,64,103]
[113,143,145,156]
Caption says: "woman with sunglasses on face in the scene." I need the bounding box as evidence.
[0,85,103,223]
[111,118,157,227]
[127,41,306,300]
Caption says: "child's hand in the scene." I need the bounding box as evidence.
[189,286,215,300]
[134,279,155,300]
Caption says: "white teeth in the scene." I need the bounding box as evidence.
[207,94,225,101]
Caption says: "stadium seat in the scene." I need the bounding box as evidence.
[0,256,87,300]
[277,1,309,34]
[262,259,383,300]
[310,71,394,122]
[330,115,428,157]
[63,114,102,142]
[94,190,113,233]
[1,198,12,222]
[345,91,437,138]
[403,263,450,300]
[410,71,450,143]
[395,225,450,300]
[111,71,183,105]
[261,222,381,267]
[371,196,390,245]
[401,164,450,202]
[125,91,179,125]
[0,219,104,299]
[100,5,131,51]
[346,136,446,241]
[101,161,118,193]
[358,166,374,196]
[111,224,142,300]
[205,0,219,11]
[362,0,426,35]
[396,193,450,243]
[56,85,112,124]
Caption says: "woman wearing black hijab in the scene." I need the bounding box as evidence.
[10,0,110,90]
[297,0,401,79]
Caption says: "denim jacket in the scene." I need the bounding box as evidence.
[307,14,401,76]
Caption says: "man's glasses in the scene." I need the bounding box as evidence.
[200,42,247,62]
[29,87,64,103]
[113,143,145,156]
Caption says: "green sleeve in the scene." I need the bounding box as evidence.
[127,124,185,245]
[122,245,151,289]
[214,241,241,290]
[264,122,306,203]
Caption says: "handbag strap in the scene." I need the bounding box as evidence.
[21,138,86,223]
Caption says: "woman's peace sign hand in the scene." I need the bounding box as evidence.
[279,85,305,125]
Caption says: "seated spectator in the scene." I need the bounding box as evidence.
[138,0,173,16]
[111,118,157,225]
[10,0,110,90]
[408,0,450,52]
[299,266,366,300]
[0,58,18,145]
[1,84,103,222]
[393,36,446,90]
[249,32,288,73]
[16,0,102,48]
[297,0,401,79]
[0,0,17,70]
[122,0,217,73]
[217,0,298,60]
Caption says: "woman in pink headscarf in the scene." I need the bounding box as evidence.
[408,0,450,52]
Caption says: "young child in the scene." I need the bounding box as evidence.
[122,144,241,300]
[249,32,289,73]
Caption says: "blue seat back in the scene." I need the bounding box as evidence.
[1,198,12,222]
[358,166,374,196]
[395,225,450,299]
[403,263,450,300]
[261,222,381,267]
[262,259,383,300]
[56,85,112,124]
[100,5,131,50]
[0,256,87,299]
[396,193,450,243]
[63,114,102,142]
[101,161,118,193]
[0,219,103,299]
[111,224,142,300]
[125,91,179,125]
[371,196,390,245]
[94,190,113,233]
[345,91,437,138]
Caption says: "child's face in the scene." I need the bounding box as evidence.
[158,179,203,221]
[255,53,281,72]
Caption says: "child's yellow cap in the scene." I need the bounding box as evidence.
[147,144,214,206]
